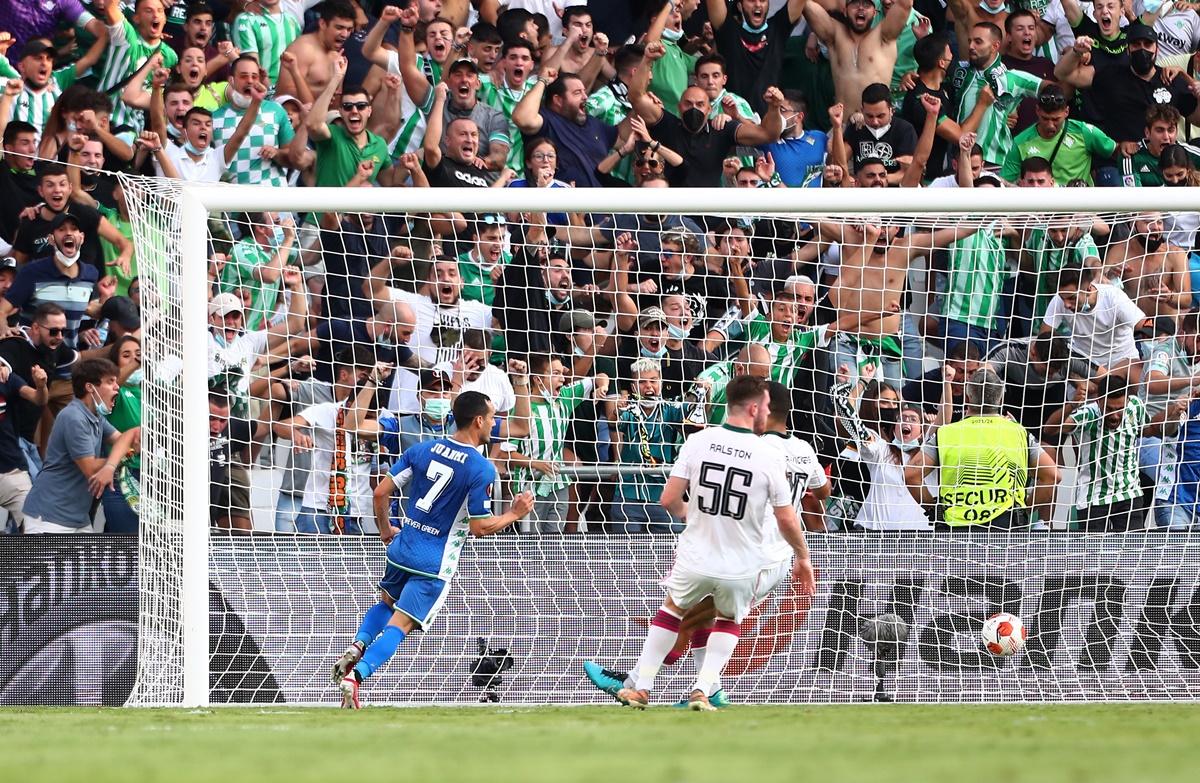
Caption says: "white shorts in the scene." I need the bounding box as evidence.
[751,559,792,609]
[664,559,793,623]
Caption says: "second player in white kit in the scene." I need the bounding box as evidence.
[616,375,818,711]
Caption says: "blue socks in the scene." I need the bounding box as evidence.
[354,601,393,648]
[354,625,406,680]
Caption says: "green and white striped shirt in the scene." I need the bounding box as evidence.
[1142,336,1190,501]
[586,81,633,184]
[212,99,295,187]
[231,11,301,86]
[1070,395,1148,508]
[386,51,441,160]
[744,314,828,386]
[511,378,593,497]
[944,222,1012,329]
[949,56,1041,165]
[479,74,537,170]
[95,19,177,133]
[0,62,76,138]
[686,360,735,426]
[220,237,290,332]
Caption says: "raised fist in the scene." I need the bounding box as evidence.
[381,5,403,22]
[644,41,666,61]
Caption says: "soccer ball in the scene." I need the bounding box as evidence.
[981,612,1027,657]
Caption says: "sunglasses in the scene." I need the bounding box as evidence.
[39,326,64,336]
[635,157,662,168]
[340,101,370,112]
[1038,94,1067,110]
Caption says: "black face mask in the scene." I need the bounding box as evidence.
[681,107,706,134]
[877,405,899,431]
[1146,233,1165,252]
[1131,49,1156,76]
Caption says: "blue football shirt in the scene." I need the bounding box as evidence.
[385,437,496,579]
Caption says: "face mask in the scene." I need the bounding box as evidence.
[545,289,570,305]
[681,107,707,134]
[741,18,769,35]
[270,226,285,247]
[375,332,395,347]
[55,248,80,268]
[572,343,586,357]
[877,406,899,430]
[423,397,451,421]
[1146,234,1165,252]
[183,140,204,155]
[640,345,667,359]
[1131,49,1156,76]
[126,368,144,386]
[91,389,112,417]
[667,323,688,340]
[229,89,252,109]
[1078,291,1095,314]
[892,437,922,453]
[867,123,891,140]
[978,1,1005,13]
[661,27,684,42]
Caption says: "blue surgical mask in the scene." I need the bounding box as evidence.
[667,323,688,340]
[271,226,285,247]
[183,140,204,155]
[978,0,1005,13]
[640,345,667,359]
[92,389,112,417]
[126,368,144,386]
[741,19,769,35]
[423,397,451,421]
[545,289,570,306]
[661,27,684,42]
[892,437,922,453]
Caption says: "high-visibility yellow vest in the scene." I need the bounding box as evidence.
[937,415,1029,526]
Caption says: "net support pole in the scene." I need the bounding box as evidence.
[180,188,212,707]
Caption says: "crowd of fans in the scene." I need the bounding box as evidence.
[3,0,1200,535]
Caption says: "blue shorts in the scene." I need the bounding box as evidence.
[378,564,452,629]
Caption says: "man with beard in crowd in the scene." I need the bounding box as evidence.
[1105,211,1191,322]
[275,0,357,100]
[801,0,914,113]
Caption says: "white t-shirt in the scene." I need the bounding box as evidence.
[760,433,828,562]
[855,436,933,531]
[1136,2,1200,59]
[208,328,269,402]
[461,364,516,413]
[669,424,792,579]
[298,400,374,518]
[1043,283,1145,367]
[159,143,228,183]
[387,288,493,413]
[928,173,958,188]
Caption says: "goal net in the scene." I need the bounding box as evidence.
[121,179,1200,707]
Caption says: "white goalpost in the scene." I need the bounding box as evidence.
[122,180,1200,708]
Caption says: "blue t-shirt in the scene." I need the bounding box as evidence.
[3,257,98,350]
[24,397,117,527]
[529,109,617,189]
[1172,399,1200,509]
[759,130,827,188]
[385,437,496,579]
[508,177,570,226]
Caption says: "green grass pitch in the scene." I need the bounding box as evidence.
[3,704,1199,782]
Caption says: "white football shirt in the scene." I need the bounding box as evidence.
[669,423,792,579]
[760,432,829,563]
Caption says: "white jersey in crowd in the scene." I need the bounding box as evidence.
[298,399,375,519]
[760,432,828,563]
[669,423,792,580]
[387,288,492,413]
[1043,282,1145,367]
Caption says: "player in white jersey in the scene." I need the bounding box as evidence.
[584,380,827,707]
[614,375,817,711]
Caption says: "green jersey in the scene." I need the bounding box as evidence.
[944,222,1012,329]
[231,10,301,86]
[1069,396,1148,508]
[586,81,634,184]
[511,379,593,497]
[1001,119,1116,185]
[212,99,295,186]
[949,56,1041,165]
[744,314,829,385]
[313,124,391,187]
[97,204,137,297]
[686,360,735,426]
[649,38,698,117]
[221,237,293,331]
[1122,140,1200,186]
[95,18,177,133]
[2,63,76,136]
[457,248,512,306]
[1024,229,1100,323]
[479,74,537,170]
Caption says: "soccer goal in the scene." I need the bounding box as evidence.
[121,179,1200,707]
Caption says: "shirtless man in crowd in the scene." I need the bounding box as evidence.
[1106,212,1192,321]
[801,0,913,113]
[275,0,358,100]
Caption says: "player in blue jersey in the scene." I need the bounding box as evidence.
[331,391,534,708]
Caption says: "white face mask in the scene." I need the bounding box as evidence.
[892,436,922,453]
[229,88,252,110]
[55,248,80,267]
[867,123,891,140]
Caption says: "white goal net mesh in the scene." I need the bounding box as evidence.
[122,176,1200,706]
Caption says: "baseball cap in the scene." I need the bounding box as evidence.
[274,94,302,109]
[18,39,54,60]
[638,306,669,329]
[99,296,141,331]
[1126,23,1158,43]
[557,310,596,333]
[448,58,479,73]
[420,367,450,390]
[0,256,16,272]
[49,211,82,230]
[208,292,243,317]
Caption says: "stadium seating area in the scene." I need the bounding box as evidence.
[3,0,1200,536]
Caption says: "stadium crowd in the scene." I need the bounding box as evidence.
[3,0,1200,535]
